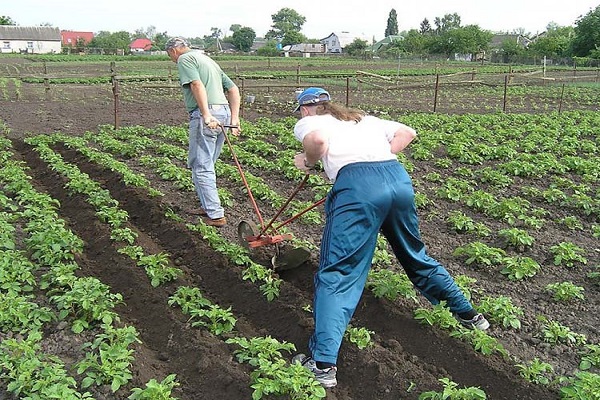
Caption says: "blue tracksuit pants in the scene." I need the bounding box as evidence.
[309,160,473,365]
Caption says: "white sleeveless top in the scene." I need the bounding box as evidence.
[294,114,403,181]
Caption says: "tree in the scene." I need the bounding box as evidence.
[500,38,525,63]
[230,24,242,34]
[434,13,461,34]
[256,40,280,56]
[427,24,491,58]
[344,38,368,56]
[403,29,430,55]
[0,15,16,25]
[88,31,132,52]
[153,31,169,51]
[419,18,432,35]
[133,25,156,39]
[528,24,574,58]
[385,9,399,37]
[232,27,256,52]
[265,7,306,45]
[570,5,600,57]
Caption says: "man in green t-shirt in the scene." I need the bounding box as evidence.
[166,37,240,227]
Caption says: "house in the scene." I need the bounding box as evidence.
[489,33,533,51]
[0,26,61,54]
[129,38,153,52]
[250,37,268,52]
[367,35,404,53]
[281,43,326,57]
[320,32,370,53]
[488,32,536,62]
[61,30,94,47]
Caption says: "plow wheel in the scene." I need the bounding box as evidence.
[237,220,259,250]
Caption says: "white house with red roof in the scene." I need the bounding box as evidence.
[61,30,94,47]
[129,38,153,52]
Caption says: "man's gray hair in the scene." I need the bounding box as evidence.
[165,37,190,50]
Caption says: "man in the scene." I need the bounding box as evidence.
[290,87,490,388]
[165,37,241,227]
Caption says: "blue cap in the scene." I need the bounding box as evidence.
[294,87,331,112]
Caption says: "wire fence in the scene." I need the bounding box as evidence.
[1,58,599,128]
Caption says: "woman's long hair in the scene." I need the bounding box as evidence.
[313,102,365,123]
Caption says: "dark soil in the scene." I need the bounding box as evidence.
[1,67,598,400]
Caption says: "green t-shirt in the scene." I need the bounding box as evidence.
[177,50,236,112]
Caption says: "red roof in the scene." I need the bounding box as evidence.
[61,30,94,46]
[129,38,153,50]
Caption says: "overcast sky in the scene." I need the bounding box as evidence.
[4,0,599,41]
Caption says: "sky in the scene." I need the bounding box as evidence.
[4,0,599,41]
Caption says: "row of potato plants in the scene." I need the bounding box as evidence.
[40,110,599,397]
[22,132,374,399]
[36,129,492,397]
[0,135,180,399]
[45,129,377,349]
[49,123,544,396]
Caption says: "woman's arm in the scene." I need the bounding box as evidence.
[294,130,329,171]
[389,124,417,154]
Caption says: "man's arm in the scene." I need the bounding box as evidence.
[225,85,241,136]
[189,80,218,128]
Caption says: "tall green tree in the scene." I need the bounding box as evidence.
[427,24,491,58]
[0,15,16,25]
[500,37,526,62]
[419,18,432,34]
[385,9,399,37]
[528,23,574,58]
[403,29,429,55]
[570,5,600,57]
[88,31,132,51]
[232,27,256,52]
[265,8,306,45]
[434,13,461,34]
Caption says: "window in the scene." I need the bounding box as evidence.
[27,41,33,48]
[2,41,10,49]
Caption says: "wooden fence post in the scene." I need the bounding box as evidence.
[110,61,120,130]
[503,74,509,113]
[433,74,440,113]
[345,77,350,107]
[43,61,50,97]
[558,83,565,114]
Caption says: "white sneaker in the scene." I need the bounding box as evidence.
[292,354,337,388]
[457,313,490,330]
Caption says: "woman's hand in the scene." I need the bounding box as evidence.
[294,153,314,171]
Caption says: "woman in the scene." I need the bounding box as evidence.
[291,87,489,389]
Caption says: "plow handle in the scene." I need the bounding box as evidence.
[220,124,265,229]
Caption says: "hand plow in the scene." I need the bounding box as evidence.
[221,124,326,270]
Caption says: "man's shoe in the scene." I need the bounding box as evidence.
[457,313,490,330]
[203,216,227,227]
[292,354,337,388]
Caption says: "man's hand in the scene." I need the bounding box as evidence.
[229,119,241,136]
[203,113,219,129]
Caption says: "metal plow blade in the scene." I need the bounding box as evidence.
[271,246,311,271]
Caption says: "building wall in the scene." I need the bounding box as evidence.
[1,39,61,54]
